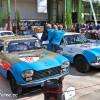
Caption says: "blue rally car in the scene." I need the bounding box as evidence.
[0,36,70,95]
[59,32,100,73]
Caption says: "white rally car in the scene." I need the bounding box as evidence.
[59,32,100,73]
[0,31,15,37]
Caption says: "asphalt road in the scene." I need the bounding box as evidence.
[0,66,100,100]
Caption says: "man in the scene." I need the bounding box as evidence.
[41,23,48,42]
[51,25,65,52]
[47,24,54,51]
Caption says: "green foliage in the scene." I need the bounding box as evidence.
[90,9,92,20]
[65,13,72,28]
[0,11,2,27]
[2,12,7,28]
[15,10,20,26]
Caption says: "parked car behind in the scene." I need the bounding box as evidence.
[0,36,70,95]
[0,31,15,37]
[17,30,39,39]
[58,32,100,73]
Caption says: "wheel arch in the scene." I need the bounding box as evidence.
[73,54,89,64]
[7,70,12,80]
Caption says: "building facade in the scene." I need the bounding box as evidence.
[0,0,100,28]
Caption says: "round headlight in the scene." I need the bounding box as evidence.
[22,70,34,78]
[61,61,70,68]
[97,56,100,61]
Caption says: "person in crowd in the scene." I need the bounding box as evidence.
[85,24,89,30]
[41,23,49,42]
[51,25,65,52]
[62,23,67,31]
[75,24,80,33]
[96,24,100,30]
[53,24,58,30]
[47,24,55,51]
[93,23,97,30]
[88,23,93,30]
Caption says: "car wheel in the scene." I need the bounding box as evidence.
[75,56,90,73]
[9,73,22,95]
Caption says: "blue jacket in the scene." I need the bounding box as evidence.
[51,30,65,45]
[47,28,54,44]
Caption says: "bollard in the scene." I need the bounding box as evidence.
[43,79,63,100]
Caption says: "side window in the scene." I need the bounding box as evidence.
[85,33,91,39]
[85,33,99,40]
[90,33,97,40]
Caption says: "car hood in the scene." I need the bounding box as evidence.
[7,49,68,72]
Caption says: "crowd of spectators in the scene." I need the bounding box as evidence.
[74,23,100,33]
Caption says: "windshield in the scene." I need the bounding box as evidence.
[0,32,14,36]
[6,39,41,53]
[64,34,88,45]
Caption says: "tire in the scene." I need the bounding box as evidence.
[59,77,64,81]
[9,73,22,95]
[75,56,90,73]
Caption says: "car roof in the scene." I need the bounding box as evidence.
[0,36,37,42]
[64,32,80,36]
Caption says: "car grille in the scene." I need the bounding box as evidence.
[32,66,61,80]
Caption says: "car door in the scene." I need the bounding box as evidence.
[60,36,77,63]
[60,35,84,63]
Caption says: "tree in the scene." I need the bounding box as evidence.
[65,13,72,28]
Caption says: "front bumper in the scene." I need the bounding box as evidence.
[17,72,68,87]
[91,62,100,68]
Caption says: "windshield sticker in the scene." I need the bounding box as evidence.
[40,52,48,58]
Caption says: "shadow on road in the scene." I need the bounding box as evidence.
[69,64,100,77]
[17,86,43,99]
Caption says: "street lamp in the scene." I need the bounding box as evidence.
[96,1,98,20]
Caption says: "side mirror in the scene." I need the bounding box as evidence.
[0,43,3,52]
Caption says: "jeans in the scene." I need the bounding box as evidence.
[50,43,59,52]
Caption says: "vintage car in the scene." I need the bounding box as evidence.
[83,30,100,43]
[0,31,15,37]
[17,30,39,38]
[58,32,100,73]
[0,36,69,95]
